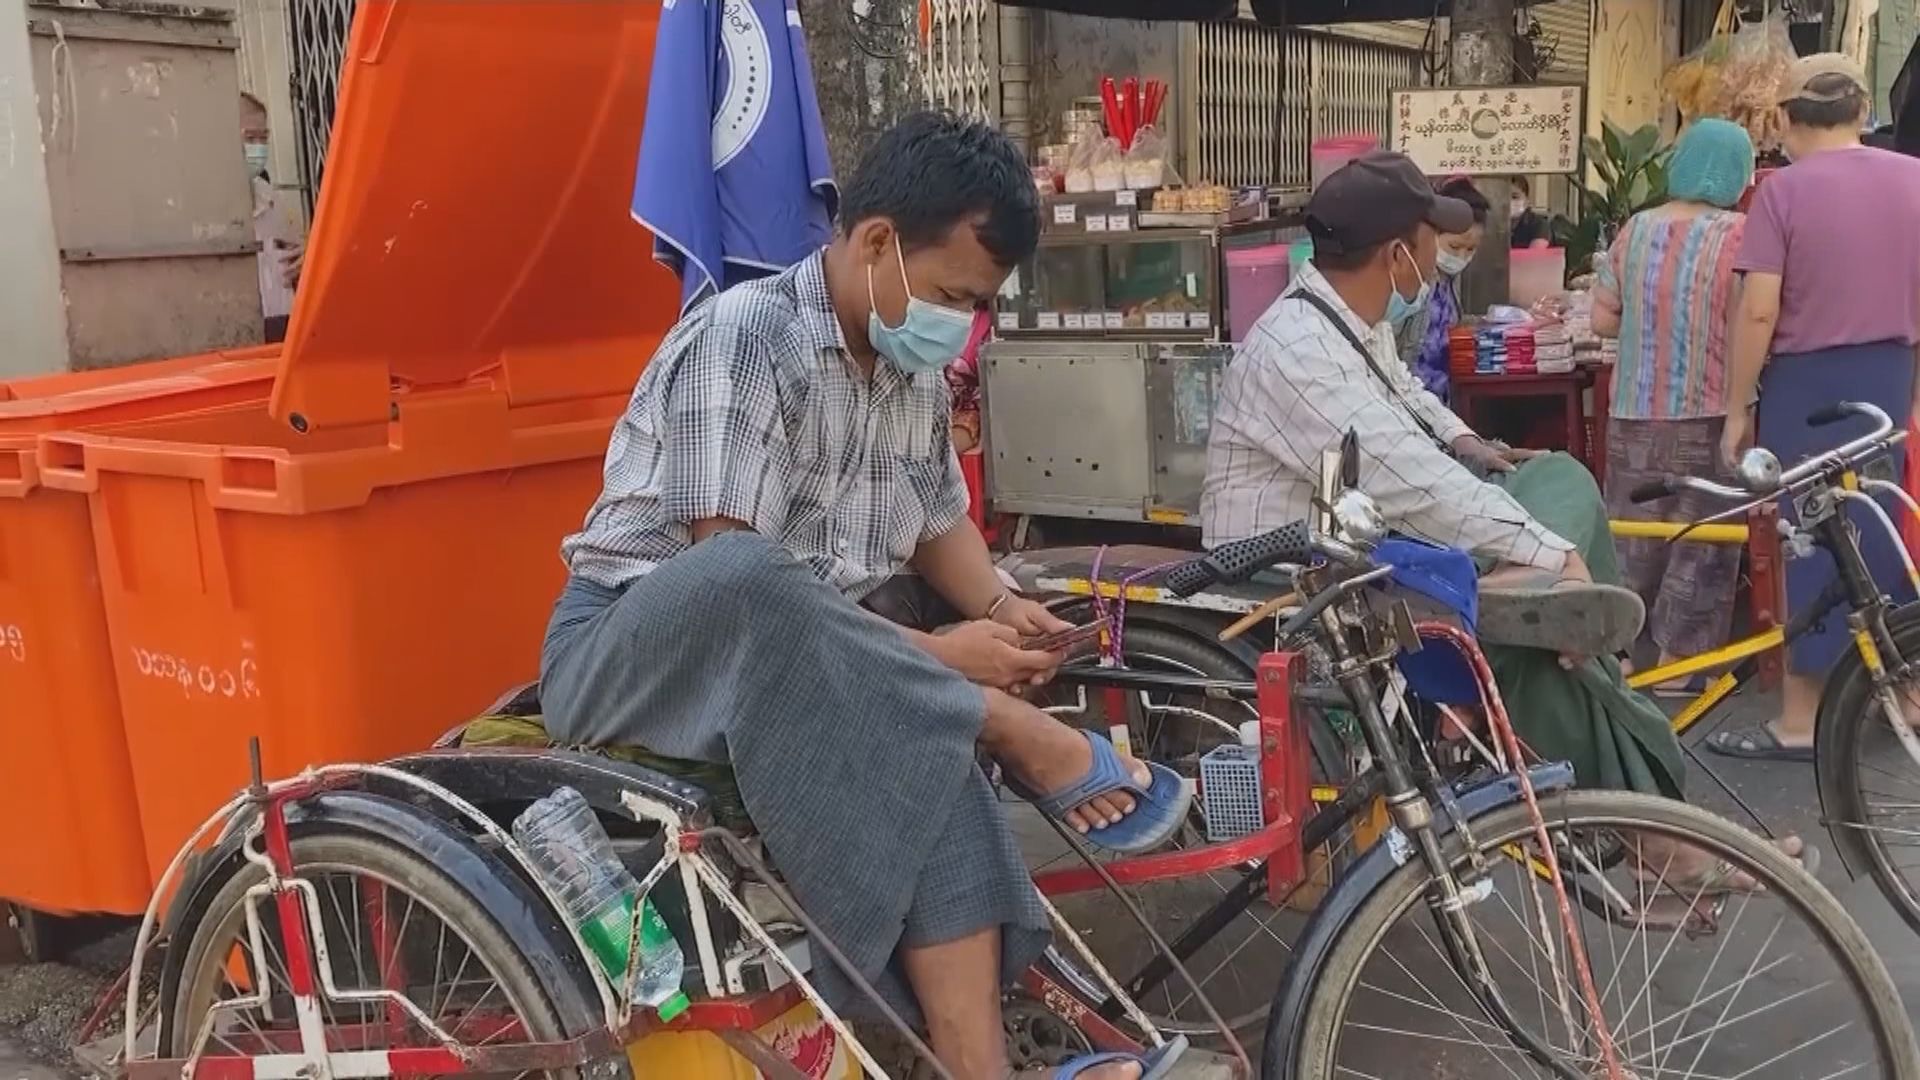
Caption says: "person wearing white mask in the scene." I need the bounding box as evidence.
[1395,176,1488,400]
[1509,175,1549,248]
[241,94,302,343]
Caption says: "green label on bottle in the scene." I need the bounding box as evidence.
[577,895,635,981]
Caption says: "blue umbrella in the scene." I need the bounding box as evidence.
[633,0,838,313]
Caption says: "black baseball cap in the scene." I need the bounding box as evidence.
[1305,150,1475,256]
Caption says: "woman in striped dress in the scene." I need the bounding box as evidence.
[1592,118,1755,687]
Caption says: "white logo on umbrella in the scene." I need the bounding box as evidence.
[712,0,773,170]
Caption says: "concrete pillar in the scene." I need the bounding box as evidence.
[0,0,71,376]
[1449,0,1515,309]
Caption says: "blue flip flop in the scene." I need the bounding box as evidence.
[1055,1035,1188,1078]
[1009,731,1191,854]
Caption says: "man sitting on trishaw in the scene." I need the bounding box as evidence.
[539,110,1185,1080]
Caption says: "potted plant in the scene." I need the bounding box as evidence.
[1550,120,1671,282]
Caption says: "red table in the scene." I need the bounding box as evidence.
[1449,368,1604,480]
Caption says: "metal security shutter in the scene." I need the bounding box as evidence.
[924,0,998,119]
[287,0,357,217]
[1527,0,1592,80]
[1193,20,1425,187]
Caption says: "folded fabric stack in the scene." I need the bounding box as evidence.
[1503,324,1537,374]
[1533,321,1574,374]
[1448,326,1478,378]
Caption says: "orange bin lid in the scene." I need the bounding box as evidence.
[273,0,680,432]
[0,347,281,436]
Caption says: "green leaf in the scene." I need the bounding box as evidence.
[1601,122,1626,167]
[1642,159,1669,205]
[1624,123,1660,166]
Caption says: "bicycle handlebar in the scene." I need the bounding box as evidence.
[1631,401,1897,506]
[1166,521,1313,598]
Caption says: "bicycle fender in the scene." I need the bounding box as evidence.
[1260,761,1576,1076]
[386,745,715,827]
[154,791,624,1077]
[1814,599,1920,877]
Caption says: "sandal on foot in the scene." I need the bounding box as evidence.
[1477,573,1646,658]
[1630,843,1818,930]
[1007,731,1191,855]
[1705,726,1816,763]
[1658,843,1820,898]
[1053,1036,1188,1079]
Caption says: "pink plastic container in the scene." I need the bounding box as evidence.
[1310,133,1380,190]
[1225,244,1291,342]
[1509,246,1567,310]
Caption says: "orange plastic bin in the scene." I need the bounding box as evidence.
[36,0,677,880]
[0,350,281,916]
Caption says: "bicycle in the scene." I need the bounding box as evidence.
[94,460,1918,1079]
[1620,400,1920,937]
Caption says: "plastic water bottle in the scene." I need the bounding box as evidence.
[512,786,689,1022]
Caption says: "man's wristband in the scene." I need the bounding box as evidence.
[982,591,1012,621]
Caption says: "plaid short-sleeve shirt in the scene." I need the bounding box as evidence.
[561,251,968,600]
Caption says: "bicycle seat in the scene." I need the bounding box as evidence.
[434,681,754,832]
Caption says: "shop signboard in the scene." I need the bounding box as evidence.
[1389,84,1584,176]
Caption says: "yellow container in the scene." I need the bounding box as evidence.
[625,999,863,1079]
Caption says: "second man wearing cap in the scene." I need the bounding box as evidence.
[1202,149,1695,810]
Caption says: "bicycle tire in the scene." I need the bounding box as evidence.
[1814,601,1920,935]
[1038,618,1362,1039]
[1043,611,1349,785]
[167,829,592,1076]
[1279,790,1920,1080]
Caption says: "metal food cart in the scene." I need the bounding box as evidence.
[982,190,1303,534]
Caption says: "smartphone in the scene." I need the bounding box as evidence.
[1021,614,1111,653]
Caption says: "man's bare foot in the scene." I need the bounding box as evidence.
[981,691,1151,834]
[1637,833,1807,895]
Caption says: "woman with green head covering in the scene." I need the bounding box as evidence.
[1592,117,1755,689]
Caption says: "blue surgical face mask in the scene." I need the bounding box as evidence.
[244,141,269,176]
[1386,241,1431,327]
[867,236,974,375]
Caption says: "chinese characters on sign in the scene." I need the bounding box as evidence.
[1390,85,1584,175]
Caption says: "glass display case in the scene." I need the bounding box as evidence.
[995,228,1221,338]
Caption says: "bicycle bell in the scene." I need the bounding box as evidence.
[1735,447,1783,494]
[1331,488,1387,545]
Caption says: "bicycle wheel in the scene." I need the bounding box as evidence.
[1282,791,1918,1080]
[1815,604,1920,935]
[167,829,591,1076]
[1034,622,1358,1041]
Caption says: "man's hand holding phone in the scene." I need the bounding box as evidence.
[932,620,1060,690]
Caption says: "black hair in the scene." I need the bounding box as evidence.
[1313,229,1417,273]
[1784,74,1870,129]
[1512,175,1531,196]
[1438,178,1491,225]
[839,110,1040,268]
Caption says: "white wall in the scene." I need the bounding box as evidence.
[0,0,71,376]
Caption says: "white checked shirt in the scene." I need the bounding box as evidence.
[1200,262,1573,571]
[562,251,968,600]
